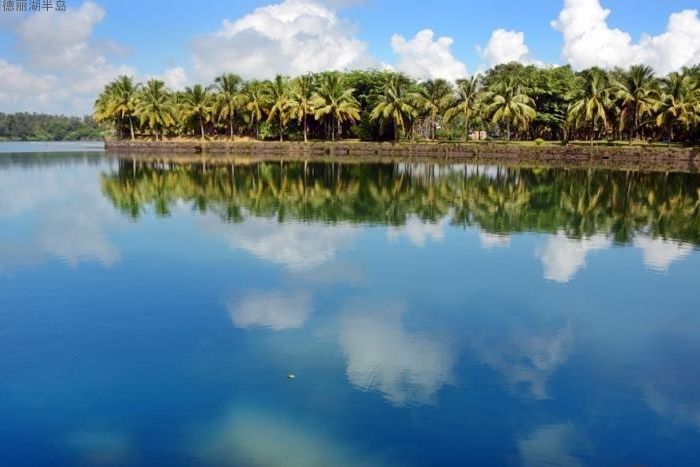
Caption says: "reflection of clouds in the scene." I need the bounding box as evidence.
[518,424,583,467]
[201,214,357,271]
[66,430,133,466]
[228,291,313,331]
[0,164,122,274]
[197,406,388,467]
[339,303,454,406]
[643,383,700,432]
[634,235,693,272]
[387,215,448,247]
[536,232,611,283]
[479,231,511,249]
[475,322,574,400]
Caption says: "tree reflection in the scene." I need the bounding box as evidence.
[101,159,700,246]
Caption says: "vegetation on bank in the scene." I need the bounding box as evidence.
[94,63,700,146]
[0,113,102,141]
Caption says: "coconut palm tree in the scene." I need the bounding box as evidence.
[444,76,482,141]
[567,68,613,146]
[483,76,536,142]
[94,76,140,140]
[136,79,176,141]
[180,84,214,140]
[266,74,290,142]
[313,73,360,141]
[612,65,658,143]
[212,73,242,139]
[656,72,696,146]
[288,74,316,142]
[370,73,418,142]
[242,81,270,140]
[414,79,453,140]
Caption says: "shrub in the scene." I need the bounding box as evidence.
[534,138,545,146]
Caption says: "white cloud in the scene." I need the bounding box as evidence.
[536,232,611,283]
[552,0,700,74]
[387,215,449,247]
[200,214,358,272]
[0,162,122,275]
[391,29,468,81]
[633,236,693,272]
[519,424,583,467]
[228,291,313,331]
[163,66,189,90]
[190,0,373,81]
[0,1,135,114]
[478,29,540,67]
[474,322,574,400]
[479,232,512,250]
[339,302,454,406]
[196,406,388,467]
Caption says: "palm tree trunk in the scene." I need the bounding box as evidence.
[230,114,234,140]
[668,125,673,148]
[465,117,470,142]
[200,116,205,141]
[279,115,284,142]
[303,113,308,142]
[129,117,135,141]
[506,121,511,142]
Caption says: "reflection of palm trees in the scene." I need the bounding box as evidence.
[100,160,700,247]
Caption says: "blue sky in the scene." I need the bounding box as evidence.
[1,0,700,114]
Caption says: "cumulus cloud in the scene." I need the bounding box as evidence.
[0,1,135,114]
[478,29,540,67]
[387,215,449,247]
[552,0,700,74]
[474,321,575,400]
[190,0,374,81]
[536,232,611,283]
[339,302,454,406]
[200,214,358,271]
[228,291,313,331]
[162,66,189,90]
[633,236,693,272]
[391,29,468,81]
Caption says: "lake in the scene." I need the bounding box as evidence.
[1,143,699,466]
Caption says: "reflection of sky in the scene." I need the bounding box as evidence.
[0,160,123,274]
[2,154,700,466]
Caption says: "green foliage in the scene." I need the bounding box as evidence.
[93,63,700,144]
[0,113,102,141]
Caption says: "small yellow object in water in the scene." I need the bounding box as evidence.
[288,373,296,380]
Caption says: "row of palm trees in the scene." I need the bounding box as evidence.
[94,64,700,144]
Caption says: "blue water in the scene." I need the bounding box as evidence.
[1,146,700,466]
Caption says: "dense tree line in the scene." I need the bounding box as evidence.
[101,160,700,246]
[0,113,102,141]
[94,63,700,145]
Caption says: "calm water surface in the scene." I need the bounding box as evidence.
[1,144,700,466]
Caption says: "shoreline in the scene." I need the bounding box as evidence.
[105,140,700,172]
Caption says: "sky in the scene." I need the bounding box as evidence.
[1,0,700,115]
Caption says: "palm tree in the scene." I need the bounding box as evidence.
[266,74,290,142]
[212,73,242,139]
[242,81,270,140]
[370,73,418,142]
[288,74,316,142]
[612,65,658,143]
[313,73,360,141]
[414,79,453,140]
[94,76,140,140]
[656,72,696,146]
[567,68,613,146]
[444,76,482,141]
[136,79,176,141]
[483,76,536,142]
[180,84,214,140]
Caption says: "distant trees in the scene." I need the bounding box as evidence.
[0,113,101,141]
[94,62,700,144]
